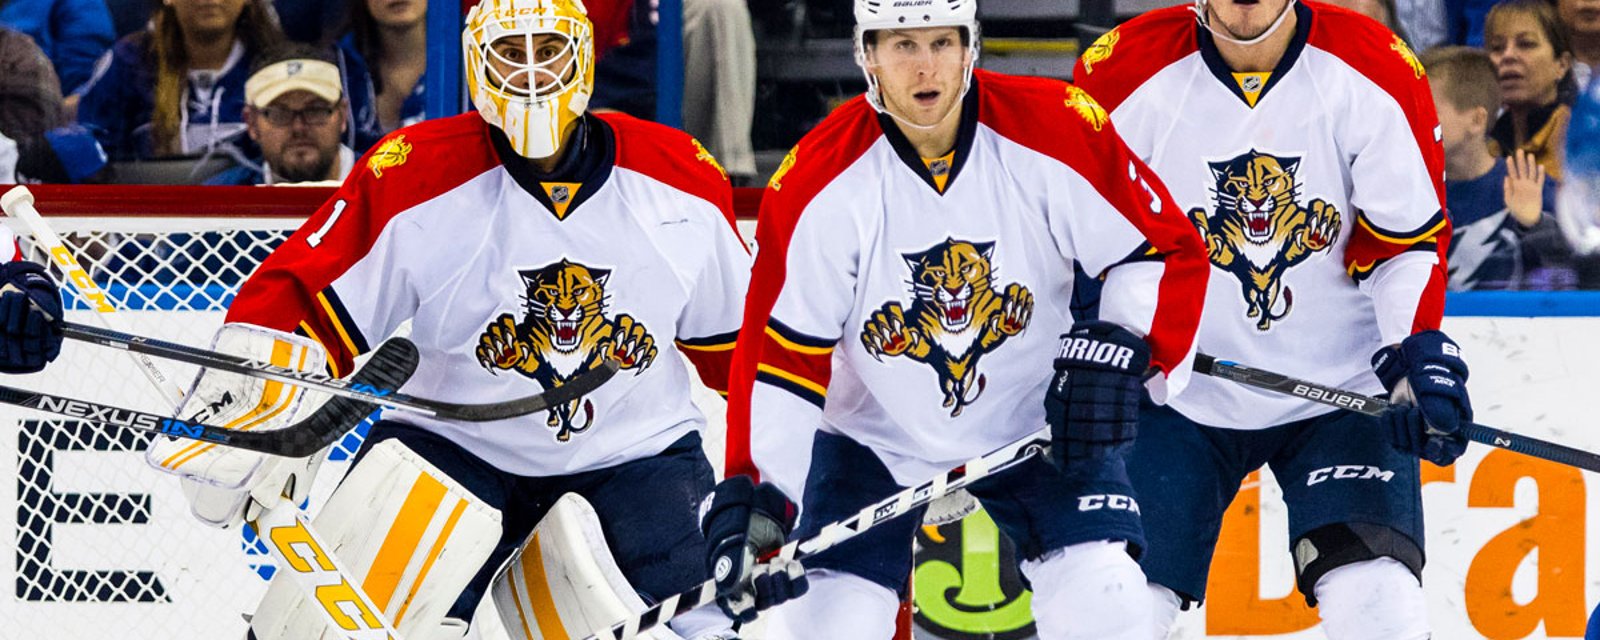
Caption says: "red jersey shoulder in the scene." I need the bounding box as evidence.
[599,111,734,220]
[1306,1,1429,96]
[976,70,1115,151]
[760,96,882,225]
[344,113,502,218]
[1072,5,1197,109]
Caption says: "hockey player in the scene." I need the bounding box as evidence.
[0,222,62,374]
[706,1,1209,637]
[1073,0,1465,637]
[145,1,749,638]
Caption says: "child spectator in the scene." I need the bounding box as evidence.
[208,44,354,185]
[333,0,427,152]
[1426,45,1576,290]
[1485,0,1578,179]
[76,0,283,162]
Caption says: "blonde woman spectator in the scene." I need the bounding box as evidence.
[333,0,427,152]
[1485,0,1578,179]
[76,0,282,161]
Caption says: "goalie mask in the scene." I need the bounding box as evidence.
[853,0,979,129]
[463,0,594,159]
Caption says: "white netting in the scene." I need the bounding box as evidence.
[0,215,317,638]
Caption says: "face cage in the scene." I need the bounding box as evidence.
[465,16,592,108]
[853,24,981,117]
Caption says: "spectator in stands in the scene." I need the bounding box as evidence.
[589,0,759,184]
[1485,0,1577,180]
[272,0,349,45]
[1425,46,1576,290]
[334,0,427,152]
[0,0,116,94]
[76,0,282,163]
[1325,0,1411,41]
[1397,0,1449,49]
[0,26,107,184]
[1559,0,1600,87]
[208,44,353,186]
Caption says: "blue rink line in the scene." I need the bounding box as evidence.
[1445,291,1600,317]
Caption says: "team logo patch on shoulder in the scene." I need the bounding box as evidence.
[1063,86,1108,132]
[769,147,798,191]
[1189,150,1341,331]
[861,238,1032,417]
[475,259,657,442]
[1392,35,1424,78]
[367,135,412,178]
[1081,28,1119,75]
[692,138,728,180]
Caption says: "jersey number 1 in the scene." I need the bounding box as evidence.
[307,199,347,248]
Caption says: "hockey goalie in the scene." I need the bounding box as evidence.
[146,1,752,638]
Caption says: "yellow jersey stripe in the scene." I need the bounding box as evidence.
[757,363,828,398]
[1358,216,1447,245]
[765,326,834,356]
[317,291,363,360]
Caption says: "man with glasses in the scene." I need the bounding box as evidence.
[209,44,353,186]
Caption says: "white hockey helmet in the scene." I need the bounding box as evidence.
[853,0,981,118]
[463,0,595,159]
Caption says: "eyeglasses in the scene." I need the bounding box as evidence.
[257,105,337,126]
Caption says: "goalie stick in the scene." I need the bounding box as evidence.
[0,337,419,457]
[1194,354,1600,473]
[62,320,620,422]
[580,427,1053,640]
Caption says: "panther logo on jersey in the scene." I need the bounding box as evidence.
[861,238,1032,417]
[1190,150,1341,331]
[1392,35,1425,79]
[367,135,411,178]
[476,259,657,442]
[1064,86,1108,132]
[1080,28,1118,75]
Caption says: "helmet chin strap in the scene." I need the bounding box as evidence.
[1194,0,1297,47]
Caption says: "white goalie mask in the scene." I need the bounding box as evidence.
[853,0,980,128]
[463,0,595,159]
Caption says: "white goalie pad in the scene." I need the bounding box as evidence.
[251,439,504,640]
[492,493,686,640]
[146,323,331,528]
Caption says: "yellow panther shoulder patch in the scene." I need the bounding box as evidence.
[1064,86,1108,132]
[1391,35,1424,79]
[691,138,728,179]
[368,135,412,179]
[769,147,798,191]
[1081,29,1119,75]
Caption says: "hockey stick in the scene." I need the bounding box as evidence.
[0,337,418,457]
[1,185,188,402]
[1194,354,1600,473]
[62,320,620,422]
[580,427,1053,640]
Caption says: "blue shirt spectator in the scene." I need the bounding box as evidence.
[0,0,116,92]
[335,32,424,152]
[1447,157,1575,289]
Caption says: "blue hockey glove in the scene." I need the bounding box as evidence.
[1045,321,1151,468]
[1372,331,1471,466]
[700,475,807,624]
[0,261,63,374]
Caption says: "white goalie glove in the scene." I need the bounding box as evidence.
[146,324,333,529]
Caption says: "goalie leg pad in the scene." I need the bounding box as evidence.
[493,493,687,640]
[146,323,330,528]
[251,438,503,640]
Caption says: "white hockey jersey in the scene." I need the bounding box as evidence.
[228,112,750,476]
[1074,1,1450,430]
[726,70,1209,500]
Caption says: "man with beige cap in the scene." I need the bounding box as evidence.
[209,44,353,186]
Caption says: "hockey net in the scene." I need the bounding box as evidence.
[0,186,322,638]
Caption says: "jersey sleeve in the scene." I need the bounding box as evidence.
[674,193,751,398]
[1318,22,1450,340]
[979,73,1208,401]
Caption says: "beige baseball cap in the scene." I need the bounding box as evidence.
[245,58,342,107]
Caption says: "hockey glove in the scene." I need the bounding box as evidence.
[700,475,807,624]
[0,261,63,373]
[1045,321,1151,469]
[1372,330,1472,466]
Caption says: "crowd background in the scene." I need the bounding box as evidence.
[0,0,1596,289]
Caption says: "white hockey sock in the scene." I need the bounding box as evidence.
[765,569,899,640]
[1022,540,1153,640]
[1149,582,1183,639]
[1313,557,1430,640]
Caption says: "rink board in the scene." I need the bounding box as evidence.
[0,302,1597,639]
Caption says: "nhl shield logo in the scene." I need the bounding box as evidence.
[551,185,571,204]
[1240,75,1263,93]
